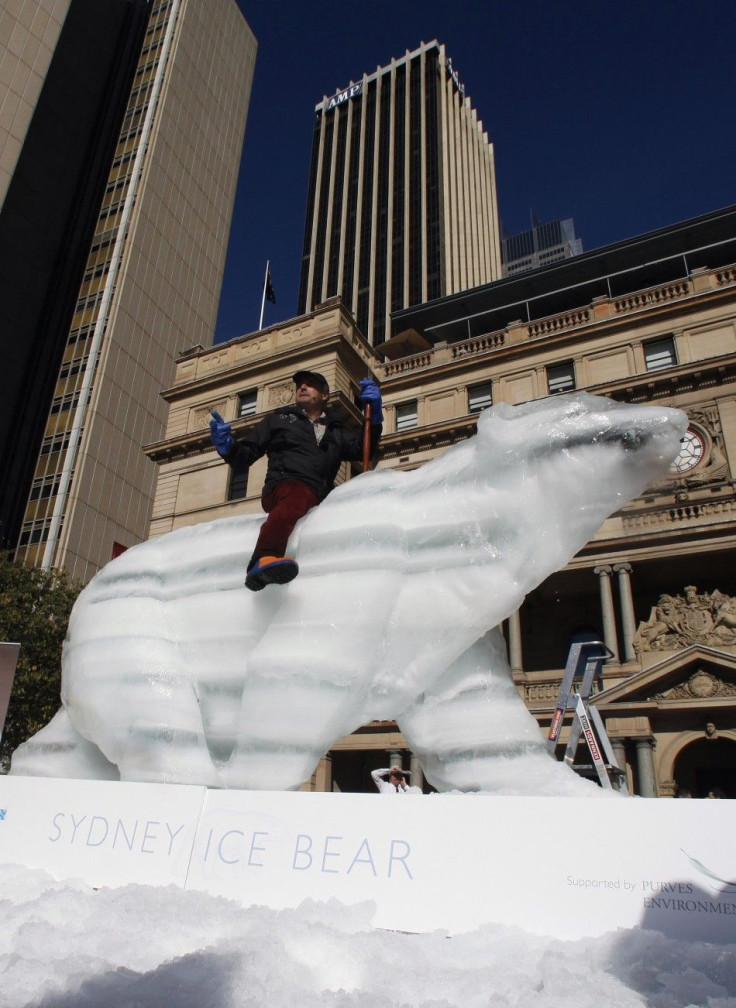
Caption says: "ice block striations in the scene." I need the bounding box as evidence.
[12,395,687,793]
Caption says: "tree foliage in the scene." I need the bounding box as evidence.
[0,554,81,763]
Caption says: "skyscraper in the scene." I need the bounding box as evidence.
[502,217,583,276]
[297,40,502,347]
[1,0,256,582]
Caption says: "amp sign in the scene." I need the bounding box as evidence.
[446,58,465,96]
[326,82,362,111]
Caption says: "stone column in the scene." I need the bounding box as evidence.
[610,738,627,772]
[613,563,637,662]
[409,752,424,792]
[593,565,619,661]
[388,749,403,769]
[507,608,523,674]
[634,738,657,797]
[314,755,333,792]
[609,738,628,791]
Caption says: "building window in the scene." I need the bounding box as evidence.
[238,390,257,417]
[18,519,51,546]
[40,433,70,455]
[228,462,248,502]
[644,336,677,372]
[468,382,493,414]
[507,258,533,273]
[396,400,418,431]
[29,477,60,501]
[49,391,80,415]
[547,361,576,394]
[59,354,88,381]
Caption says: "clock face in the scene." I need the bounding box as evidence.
[669,429,706,474]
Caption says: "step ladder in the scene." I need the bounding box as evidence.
[546,640,628,792]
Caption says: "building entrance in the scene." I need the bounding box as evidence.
[673,738,736,798]
[330,750,381,793]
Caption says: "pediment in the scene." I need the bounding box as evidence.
[596,645,736,705]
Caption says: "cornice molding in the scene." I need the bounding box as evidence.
[591,354,736,403]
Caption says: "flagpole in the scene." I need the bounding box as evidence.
[259,260,270,330]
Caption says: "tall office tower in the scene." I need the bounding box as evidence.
[1,0,256,582]
[501,217,583,276]
[297,40,502,347]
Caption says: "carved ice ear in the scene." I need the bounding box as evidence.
[475,401,511,439]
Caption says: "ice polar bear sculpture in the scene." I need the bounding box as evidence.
[13,394,686,794]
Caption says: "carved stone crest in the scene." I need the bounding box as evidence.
[633,585,736,651]
[268,382,295,408]
[688,669,718,697]
[655,668,736,701]
[194,402,226,432]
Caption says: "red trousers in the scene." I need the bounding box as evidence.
[248,479,320,570]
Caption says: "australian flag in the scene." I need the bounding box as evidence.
[265,269,276,304]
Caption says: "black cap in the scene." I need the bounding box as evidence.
[293,370,329,394]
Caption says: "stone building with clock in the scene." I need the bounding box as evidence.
[146,204,736,797]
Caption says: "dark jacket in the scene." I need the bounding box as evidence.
[224,406,382,501]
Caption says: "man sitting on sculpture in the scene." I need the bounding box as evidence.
[210,371,382,590]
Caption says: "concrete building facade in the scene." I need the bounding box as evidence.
[2,0,256,582]
[147,206,736,798]
[297,40,502,348]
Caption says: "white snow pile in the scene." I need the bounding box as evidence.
[1,864,734,1008]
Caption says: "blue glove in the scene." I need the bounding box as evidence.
[209,410,233,456]
[359,378,383,425]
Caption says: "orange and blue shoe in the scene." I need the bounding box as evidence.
[245,555,299,592]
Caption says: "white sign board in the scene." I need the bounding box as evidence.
[0,775,205,888]
[1,777,734,942]
[185,790,736,942]
[0,642,20,736]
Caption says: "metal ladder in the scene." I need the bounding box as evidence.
[546,639,628,792]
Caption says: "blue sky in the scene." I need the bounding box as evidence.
[216,0,736,343]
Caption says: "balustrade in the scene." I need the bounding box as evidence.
[527,308,591,338]
[621,497,736,533]
[381,350,434,377]
[524,682,559,705]
[450,332,505,357]
[613,279,690,313]
[377,261,735,381]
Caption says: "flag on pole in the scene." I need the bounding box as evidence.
[259,260,276,330]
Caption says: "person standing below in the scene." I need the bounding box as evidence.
[371,766,421,794]
[209,370,382,591]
